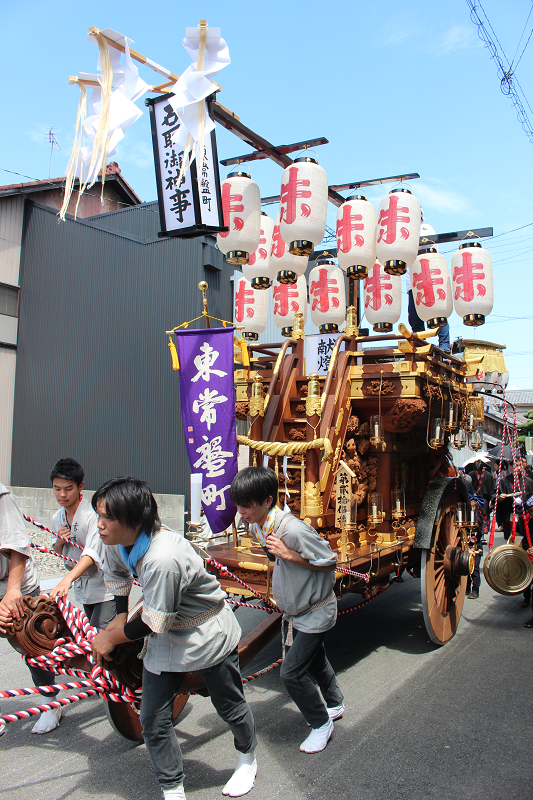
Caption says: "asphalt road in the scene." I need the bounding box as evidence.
[1,573,532,800]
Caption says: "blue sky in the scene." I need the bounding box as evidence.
[2,0,533,387]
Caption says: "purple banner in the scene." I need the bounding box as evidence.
[175,326,237,533]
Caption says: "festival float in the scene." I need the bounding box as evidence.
[3,19,531,744]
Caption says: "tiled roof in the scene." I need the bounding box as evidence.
[505,390,533,405]
[0,163,141,205]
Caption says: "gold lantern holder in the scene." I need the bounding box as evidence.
[185,520,208,544]
[442,400,460,433]
[366,493,384,543]
[369,373,386,451]
[429,417,445,449]
[450,428,467,450]
[469,425,484,451]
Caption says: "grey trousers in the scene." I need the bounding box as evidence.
[83,599,116,630]
[279,629,343,728]
[140,647,257,791]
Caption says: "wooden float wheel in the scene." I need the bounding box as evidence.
[103,694,189,743]
[420,485,467,645]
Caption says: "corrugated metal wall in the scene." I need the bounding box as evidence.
[11,201,232,497]
[86,201,162,240]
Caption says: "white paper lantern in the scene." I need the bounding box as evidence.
[309,258,346,333]
[410,250,453,329]
[273,275,308,336]
[279,157,328,256]
[363,260,401,332]
[451,242,493,326]
[271,213,308,284]
[233,275,268,340]
[336,195,377,279]
[242,212,275,289]
[376,188,421,276]
[217,171,261,265]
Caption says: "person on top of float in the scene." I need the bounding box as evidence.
[0,482,59,736]
[91,476,257,800]
[48,457,117,630]
[230,466,344,755]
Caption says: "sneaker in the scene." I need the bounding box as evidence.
[31,707,62,734]
[327,703,345,721]
[299,719,333,753]
[468,592,479,600]
[222,752,257,797]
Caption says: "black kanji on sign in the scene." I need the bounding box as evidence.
[162,125,181,148]
[169,188,191,222]
[162,104,180,128]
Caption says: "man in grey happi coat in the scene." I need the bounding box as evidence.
[0,482,61,735]
[90,476,257,800]
[231,466,344,754]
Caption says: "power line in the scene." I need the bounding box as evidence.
[511,4,533,70]
[467,0,533,144]
[0,166,158,213]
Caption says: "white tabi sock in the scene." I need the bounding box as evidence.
[31,707,62,734]
[299,719,333,753]
[222,751,257,797]
[163,783,186,800]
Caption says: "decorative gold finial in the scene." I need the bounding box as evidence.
[292,311,305,340]
[249,375,265,417]
[306,373,322,420]
[345,306,358,336]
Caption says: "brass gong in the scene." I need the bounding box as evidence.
[483,543,533,596]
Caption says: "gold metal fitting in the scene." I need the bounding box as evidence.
[292,311,305,340]
[345,306,359,336]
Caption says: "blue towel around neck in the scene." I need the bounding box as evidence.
[120,530,153,577]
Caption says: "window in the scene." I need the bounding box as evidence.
[0,283,19,317]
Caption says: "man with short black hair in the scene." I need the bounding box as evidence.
[49,458,116,630]
[230,466,343,755]
[91,476,257,800]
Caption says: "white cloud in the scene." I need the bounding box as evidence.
[373,22,423,48]
[415,181,470,215]
[438,24,480,55]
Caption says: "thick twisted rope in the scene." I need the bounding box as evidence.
[236,435,333,462]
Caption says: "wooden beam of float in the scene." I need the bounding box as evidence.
[220,137,329,166]
[211,103,346,208]
[88,26,180,82]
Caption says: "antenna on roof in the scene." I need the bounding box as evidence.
[47,127,62,178]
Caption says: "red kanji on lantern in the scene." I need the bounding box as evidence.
[412,258,446,308]
[364,263,393,310]
[247,226,268,266]
[271,222,287,258]
[310,267,340,312]
[219,182,244,239]
[453,251,486,302]
[377,194,410,245]
[336,204,364,253]
[273,284,300,317]
[234,281,255,322]
[280,166,312,225]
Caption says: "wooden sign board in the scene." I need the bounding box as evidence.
[335,461,355,528]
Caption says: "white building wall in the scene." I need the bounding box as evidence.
[0,347,17,484]
[0,194,24,483]
[0,195,24,285]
